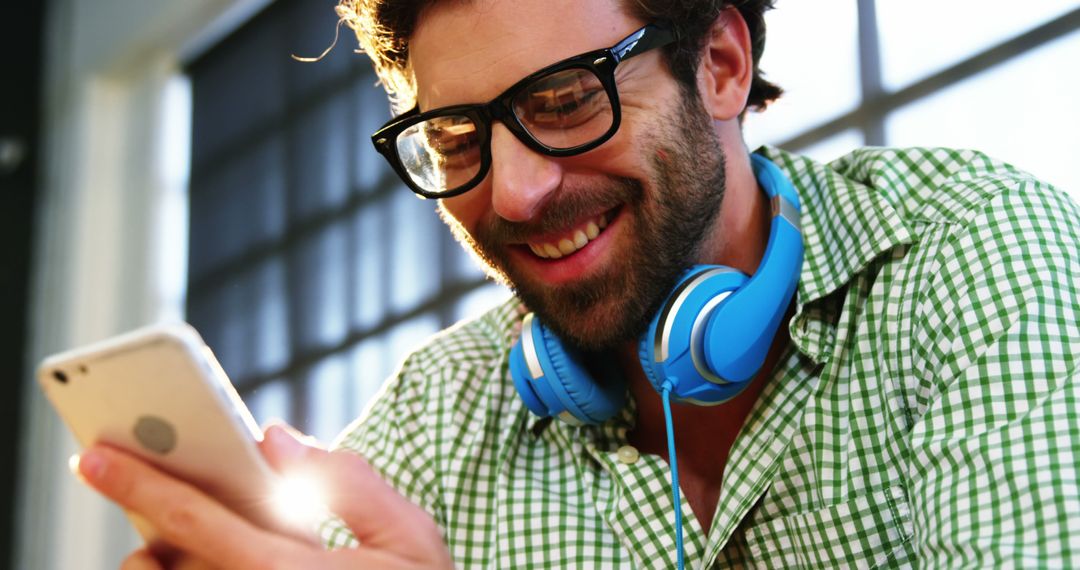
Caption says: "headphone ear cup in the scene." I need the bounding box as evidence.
[703,155,804,382]
[637,333,665,394]
[542,335,624,425]
[510,339,548,417]
[510,314,624,425]
[639,265,750,404]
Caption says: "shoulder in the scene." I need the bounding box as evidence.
[828,146,1064,226]
[826,146,1078,328]
[334,295,527,450]
[404,296,523,378]
[401,294,521,395]
[867,157,1080,567]
[870,149,1080,406]
[322,296,526,547]
[782,144,1079,402]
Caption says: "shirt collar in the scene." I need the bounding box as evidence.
[756,145,914,305]
[755,146,914,362]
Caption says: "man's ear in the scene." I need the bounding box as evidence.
[695,8,754,121]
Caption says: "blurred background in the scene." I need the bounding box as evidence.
[1,0,1077,567]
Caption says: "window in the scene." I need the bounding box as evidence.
[185,0,506,441]
[745,0,1080,199]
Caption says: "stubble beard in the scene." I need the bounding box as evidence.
[445,93,728,351]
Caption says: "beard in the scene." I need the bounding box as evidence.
[442,91,727,351]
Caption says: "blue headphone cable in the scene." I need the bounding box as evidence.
[661,381,686,570]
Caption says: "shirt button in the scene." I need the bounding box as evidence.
[616,445,640,465]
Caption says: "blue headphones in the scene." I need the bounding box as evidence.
[510,154,803,425]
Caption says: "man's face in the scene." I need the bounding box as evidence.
[410,0,727,350]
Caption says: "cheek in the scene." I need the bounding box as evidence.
[439,189,488,235]
[566,134,647,182]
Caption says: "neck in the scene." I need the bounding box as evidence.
[617,343,766,471]
[703,144,772,274]
[615,144,783,532]
[615,298,791,533]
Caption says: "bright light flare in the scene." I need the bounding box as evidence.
[271,474,328,528]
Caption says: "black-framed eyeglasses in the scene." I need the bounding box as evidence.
[370,23,678,199]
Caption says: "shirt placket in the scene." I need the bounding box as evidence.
[581,431,710,570]
[697,348,819,568]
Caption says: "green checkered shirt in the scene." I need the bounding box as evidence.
[321,146,1080,568]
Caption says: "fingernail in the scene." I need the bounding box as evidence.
[68,454,82,479]
[266,423,292,443]
[267,425,301,451]
[77,449,107,482]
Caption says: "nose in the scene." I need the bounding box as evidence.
[489,123,562,222]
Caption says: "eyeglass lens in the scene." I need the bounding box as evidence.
[395,67,615,195]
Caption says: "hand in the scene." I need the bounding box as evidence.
[76,425,453,569]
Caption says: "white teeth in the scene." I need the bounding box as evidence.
[585,222,599,240]
[573,230,588,248]
[527,212,614,259]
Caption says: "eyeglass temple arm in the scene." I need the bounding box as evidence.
[611,24,678,64]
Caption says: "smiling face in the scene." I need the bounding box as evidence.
[410,0,729,350]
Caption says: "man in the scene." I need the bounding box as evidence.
[77,0,1080,568]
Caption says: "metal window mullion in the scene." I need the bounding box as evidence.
[856,0,886,146]
[779,7,1080,152]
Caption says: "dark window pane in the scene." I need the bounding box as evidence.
[188,136,286,282]
[389,189,442,312]
[190,17,286,168]
[289,222,349,351]
[283,0,357,97]
[289,93,351,221]
[354,78,393,193]
[304,354,350,442]
[188,278,252,381]
[352,196,388,329]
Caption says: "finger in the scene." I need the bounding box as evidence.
[77,445,307,570]
[258,423,322,472]
[120,548,163,570]
[324,450,445,552]
[146,542,218,570]
[261,426,445,561]
[124,547,218,570]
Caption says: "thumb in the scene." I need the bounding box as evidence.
[260,423,323,472]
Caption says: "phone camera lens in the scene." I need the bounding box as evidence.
[52,370,68,384]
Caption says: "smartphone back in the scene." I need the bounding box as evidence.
[38,323,277,520]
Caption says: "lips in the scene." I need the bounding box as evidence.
[525,211,612,259]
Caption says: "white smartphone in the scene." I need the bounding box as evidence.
[37,323,289,541]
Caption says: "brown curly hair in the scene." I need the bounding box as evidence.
[337,0,782,113]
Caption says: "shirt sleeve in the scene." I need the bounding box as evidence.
[318,355,446,549]
[907,176,1080,567]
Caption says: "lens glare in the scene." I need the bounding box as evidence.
[397,114,482,195]
[512,68,613,150]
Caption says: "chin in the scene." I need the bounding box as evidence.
[517,278,654,352]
